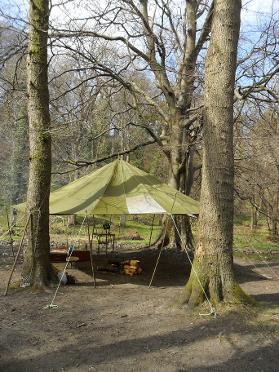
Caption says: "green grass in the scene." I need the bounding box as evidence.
[0,207,27,240]
[1,209,278,253]
[49,216,161,247]
[0,211,161,247]
[233,218,279,251]
[0,208,9,229]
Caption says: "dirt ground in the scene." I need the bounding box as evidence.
[1,242,279,372]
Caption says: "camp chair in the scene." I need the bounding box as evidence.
[95,223,115,255]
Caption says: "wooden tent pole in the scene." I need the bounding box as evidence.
[65,217,69,251]
[4,214,31,296]
[6,207,15,259]
[91,215,95,241]
[86,214,96,288]
[148,214,155,247]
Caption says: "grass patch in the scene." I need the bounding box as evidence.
[1,209,278,253]
[48,215,162,248]
[233,224,279,251]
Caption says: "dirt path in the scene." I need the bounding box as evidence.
[1,245,279,372]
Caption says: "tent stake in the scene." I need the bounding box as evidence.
[86,215,96,288]
[4,214,31,296]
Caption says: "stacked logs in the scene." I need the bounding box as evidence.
[120,260,142,276]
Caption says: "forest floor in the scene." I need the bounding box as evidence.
[1,242,279,372]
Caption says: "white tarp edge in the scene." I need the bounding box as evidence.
[126,194,166,214]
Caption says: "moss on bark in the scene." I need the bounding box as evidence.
[177,0,248,309]
[22,0,52,289]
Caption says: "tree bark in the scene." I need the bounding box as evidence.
[21,0,53,289]
[67,214,77,226]
[138,0,204,250]
[250,203,258,231]
[270,187,279,239]
[180,148,196,250]
[179,0,250,306]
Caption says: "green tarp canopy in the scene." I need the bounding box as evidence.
[17,160,199,216]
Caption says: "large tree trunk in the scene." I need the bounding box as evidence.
[21,0,52,289]
[164,0,200,249]
[168,123,183,248]
[156,119,195,250]
[140,0,209,251]
[179,0,249,306]
[180,148,196,250]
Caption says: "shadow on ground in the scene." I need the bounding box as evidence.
[1,306,278,372]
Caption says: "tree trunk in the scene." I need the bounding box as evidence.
[179,0,250,306]
[270,189,279,240]
[180,215,194,251]
[250,204,258,231]
[140,0,206,251]
[180,148,196,250]
[120,215,127,229]
[270,217,278,239]
[21,0,53,289]
[157,122,195,250]
[169,121,183,190]
[67,214,77,226]
[155,120,183,249]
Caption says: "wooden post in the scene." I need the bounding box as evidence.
[4,214,31,296]
[105,232,108,256]
[148,214,155,247]
[86,215,96,288]
[90,215,95,242]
